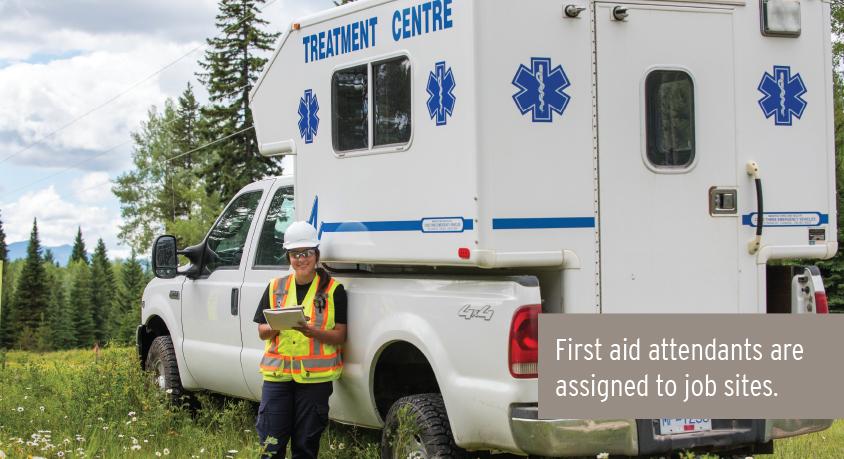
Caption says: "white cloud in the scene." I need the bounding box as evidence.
[72,172,112,203]
[0,40,201,171]
[2,185,128,258]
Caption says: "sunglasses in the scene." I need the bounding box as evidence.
[288,249,316,260]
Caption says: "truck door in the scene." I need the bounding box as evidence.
[240,181,296,399]
[596,4,748,312]
[180,185,267,397]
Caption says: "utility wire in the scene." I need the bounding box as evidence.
[165,125,254,162]
[4,124,255,201]
[0,0,281,166]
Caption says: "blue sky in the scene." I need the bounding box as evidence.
[0,0,335,258]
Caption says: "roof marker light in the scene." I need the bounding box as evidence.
[761,0,801,37]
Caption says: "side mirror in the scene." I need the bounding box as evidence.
[152,235,178,279]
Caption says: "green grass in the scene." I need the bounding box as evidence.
[0,347,841,458]
[0,347,378,458]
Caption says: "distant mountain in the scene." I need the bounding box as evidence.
[7,241,73,266]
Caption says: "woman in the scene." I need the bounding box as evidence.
[253,221,347,458]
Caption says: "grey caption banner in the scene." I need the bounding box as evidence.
[538,314,844,419]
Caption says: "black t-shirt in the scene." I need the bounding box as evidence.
[253,278,347,325]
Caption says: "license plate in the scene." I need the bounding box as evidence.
[659,418,712,435]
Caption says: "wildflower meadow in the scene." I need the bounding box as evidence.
[0,346,841,458]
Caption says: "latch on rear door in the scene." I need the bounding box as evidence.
[709,187,737,215]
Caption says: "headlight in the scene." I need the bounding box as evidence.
[761,0,801,37]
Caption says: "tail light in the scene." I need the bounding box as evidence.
[509,304,540,378]
[815,292,829,314]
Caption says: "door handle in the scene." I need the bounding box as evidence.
[231,288,239,316]
[746,161,763,254]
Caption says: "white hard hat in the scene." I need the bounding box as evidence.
[283,221,320,250]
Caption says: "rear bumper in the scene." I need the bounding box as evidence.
[509,406,831,457]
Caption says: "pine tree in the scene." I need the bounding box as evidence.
[46,267,74,350]
[0,210,7,264]
[71,227,89,265]
[13,219,49,343]
[43,249,55,265]
[0,209,9,348]
[197,0,282,201]
[89,239,115,344]
[115,90,223,253]
[113,251,147,344]
[68,261,95,348]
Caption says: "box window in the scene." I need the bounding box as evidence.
[645,70,695,168]
[332,56,411,153]
[374,57,412,146]
[332,64,368,151]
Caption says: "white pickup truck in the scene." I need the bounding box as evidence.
[138,174,830,458]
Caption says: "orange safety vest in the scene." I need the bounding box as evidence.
[259,274,343,383]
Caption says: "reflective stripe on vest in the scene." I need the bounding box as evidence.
[259,274,343,383]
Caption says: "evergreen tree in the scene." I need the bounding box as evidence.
[113,251,147,344]
[197,0,282,201]
[89,239,115,344]
[70,227,89,265]
[13,219,49,341]
[43,249,55,265]
[68,261,95,348]
[46,266,74,350]
[0,261,21,348]
[0,210,7,264]
[0,209,9,348]
[115,96,223,253]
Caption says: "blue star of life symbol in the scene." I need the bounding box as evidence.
[298,89,319,143]
[757,65,807,126]
[512,57,571,122]
[426,61,456,126]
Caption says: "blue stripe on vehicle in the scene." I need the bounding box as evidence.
[320,218,474,233]
[492,217,595,230]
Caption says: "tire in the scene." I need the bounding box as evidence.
[380,393,466,459]
[145,335,188,406]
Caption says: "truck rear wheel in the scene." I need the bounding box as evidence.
[145,335,187,406]
[380,393,465,459]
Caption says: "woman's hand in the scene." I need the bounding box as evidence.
[292,323,347,345]
[258,323,279,341]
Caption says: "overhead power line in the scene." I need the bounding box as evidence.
[0,0,281,167]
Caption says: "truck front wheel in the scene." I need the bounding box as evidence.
[145,335,187,405]
[380,393,465,459]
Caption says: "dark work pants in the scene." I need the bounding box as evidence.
[256,380,333,459]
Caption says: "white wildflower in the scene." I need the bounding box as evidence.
[102,426,109,431]
[200,448,205,453]
[155,452,162,457]
[24,395,28,400]
[118,434,124,438]
[338,442,345,450]
[97,417,104,422]
[39,406,44,413]
[16,407,23,413]
[57,453,64,458]
[131,417,138,422]
[227,450,238,454]
[144,439,148,443]
[597,454,610,459]
[165,389,173,394]
[128,411,136,417]
[132,438,138,445]
[131,444,141,451]
[163,448,170,455]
